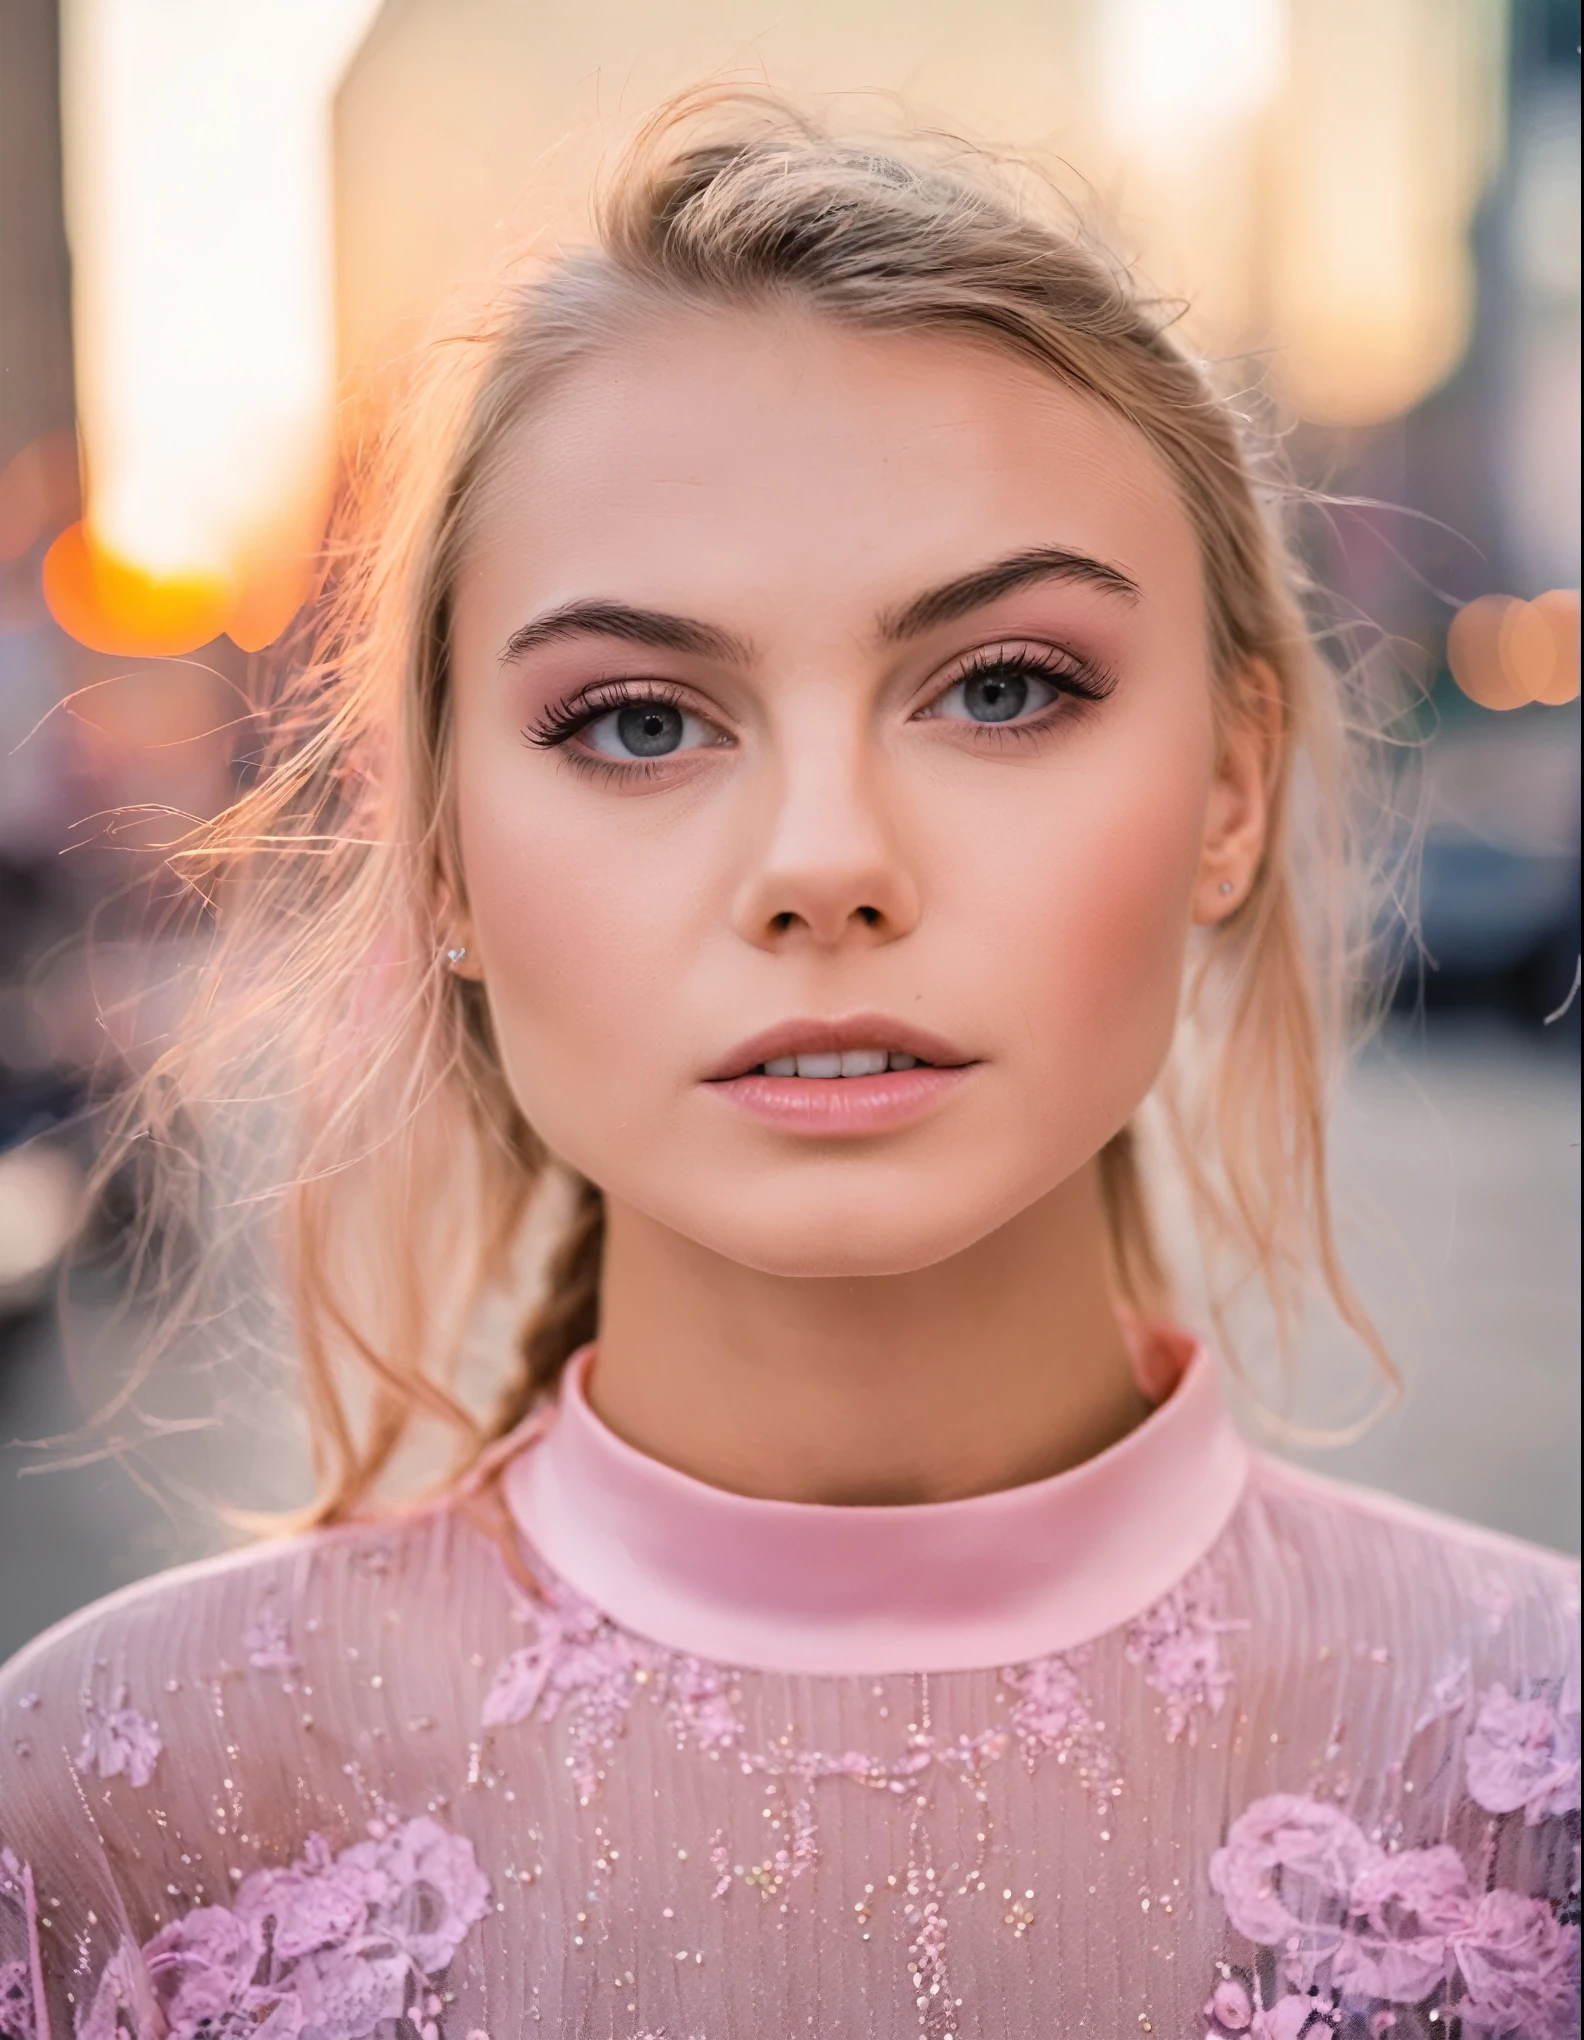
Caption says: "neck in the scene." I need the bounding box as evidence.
[589,1162,1150,1505]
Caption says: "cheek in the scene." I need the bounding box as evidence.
[454,754,673,1135]
[951,717,1211,1105]
[454,735,746,1179]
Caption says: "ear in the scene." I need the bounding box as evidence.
[1191,660,1279,925]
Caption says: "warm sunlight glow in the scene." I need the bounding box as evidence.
[333,0,1506,440]
[54,0,382,656]
[1101,0,1287,155]
[1268,1,1504,427]
[40,520,230,659]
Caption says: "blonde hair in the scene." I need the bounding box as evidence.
[105,92,1397,1525]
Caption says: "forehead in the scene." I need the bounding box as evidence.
[457,309,1202,628]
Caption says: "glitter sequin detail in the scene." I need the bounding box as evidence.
[1,1449,1576,2038]
[243,1594,301,1679]
[480,1575,1168,2032]
[483,1572,1141,1820]
[483,1580,742,1800]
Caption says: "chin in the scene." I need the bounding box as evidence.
[665,1184,1016,1280]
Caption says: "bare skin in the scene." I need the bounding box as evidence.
[448,311,1268,1504]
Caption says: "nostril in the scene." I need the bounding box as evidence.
[771,910,797,933]
[857,905,881,927]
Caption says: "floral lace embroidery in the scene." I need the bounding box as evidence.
[482,1583,740,1801]
[1206,1792,1581,2038]
[1123,1560,1246,1744]
[1465,1680,1581,1825]
[243,1593,302,1679]
[482,1573,1145,1817]
[0,1852,41,2040]
[482,1573,1178,2039]
[1000,1646,1120,1807]
[75,1681,161,1788]
[77,1814,491,2040]
[0,1963,31,2040]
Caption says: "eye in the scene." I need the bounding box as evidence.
[928,654,1062,726]
[584,699,716,759]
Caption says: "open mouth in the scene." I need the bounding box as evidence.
[751,1049,933,1078]
[705,1015,972,1087]
[704,1019,974,1133]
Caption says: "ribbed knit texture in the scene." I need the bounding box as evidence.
[0,1454,1577,2037]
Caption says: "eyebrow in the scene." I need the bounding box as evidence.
[497,546,1138,670]
[878,547,1140,641]
[499,599,751,667]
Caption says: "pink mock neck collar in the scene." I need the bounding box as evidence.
[501,1331,1248,1676]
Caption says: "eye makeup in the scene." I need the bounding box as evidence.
[519,630,1117,781]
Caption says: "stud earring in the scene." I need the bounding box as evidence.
[1218,881,1234,897]
[445,944,468,967]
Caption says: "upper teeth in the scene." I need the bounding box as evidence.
[761,1050,921,1077]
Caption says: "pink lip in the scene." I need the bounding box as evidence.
[712,1063,974,1135]
[703,1012,977,1137]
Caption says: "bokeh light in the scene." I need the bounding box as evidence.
[1448,589,1582,710]
[0,1144,83,1313]
[37,0,1521,663]
[41,520,231,658]
[56,0,382,658]
[1526,589,1582,704]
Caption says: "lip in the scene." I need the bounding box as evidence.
[705,1013,973,1084]
[710,1063,974,1135]
[703,1013,978,1138]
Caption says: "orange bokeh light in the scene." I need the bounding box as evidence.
[41,520,231,658]
[224,555,317,655]
[1526,591,1581,706]
[1448,591,1581,711]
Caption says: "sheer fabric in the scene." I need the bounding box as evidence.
[1,1339,1577,2039]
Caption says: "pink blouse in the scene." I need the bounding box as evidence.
[0,1332,1577,2039]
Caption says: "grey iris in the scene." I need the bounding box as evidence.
[617,703,685,756]
[964,668,1028,722]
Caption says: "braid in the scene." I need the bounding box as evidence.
[490,1176,606,1437]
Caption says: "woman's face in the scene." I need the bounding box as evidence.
[449,312,1262,1276]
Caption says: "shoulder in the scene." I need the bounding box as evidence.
[0,1496,513,1875]
[0,1498,483,1712]
[0,1500,519,2024]
[1245,1449,1578,1586]
[1240,1450,1578,1673]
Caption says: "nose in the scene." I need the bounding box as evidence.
[730,731,922,951]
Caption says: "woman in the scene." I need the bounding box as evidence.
[1,98,1577,2040]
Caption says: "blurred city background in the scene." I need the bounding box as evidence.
[0,0,1578,1662]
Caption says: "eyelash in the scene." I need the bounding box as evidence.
[525,677,687,745]
[523,679,698,782]
[521,646,1115,776]
[928,644,1115,741]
